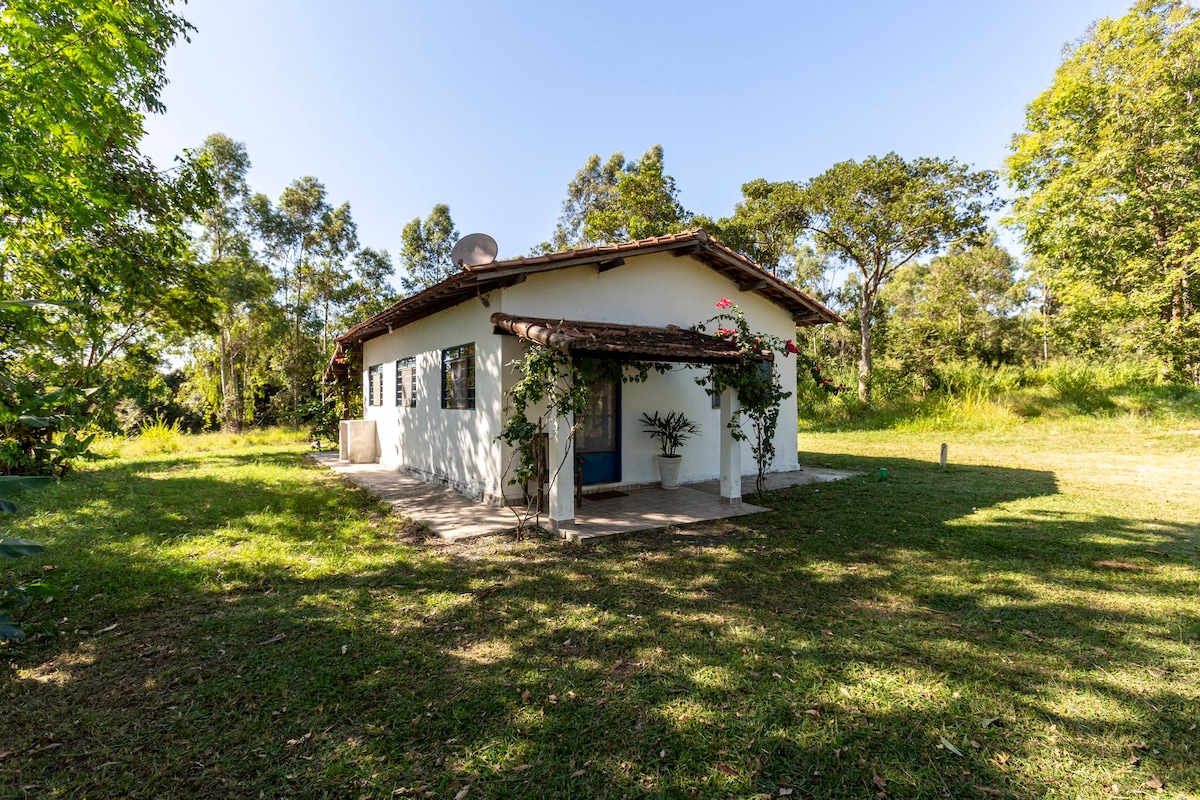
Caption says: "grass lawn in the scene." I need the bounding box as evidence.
[1,418,1197,799]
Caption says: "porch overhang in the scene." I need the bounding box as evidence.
[490,312,771,365]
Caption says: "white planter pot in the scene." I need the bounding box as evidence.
[657,455,682,490]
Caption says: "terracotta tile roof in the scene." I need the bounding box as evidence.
[325,346,351,379]
[324,229,843,382]
[335,229,842,346]
[490,313,772,365]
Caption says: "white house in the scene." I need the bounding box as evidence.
[327,230,840,533]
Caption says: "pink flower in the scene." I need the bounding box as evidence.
[715,298,732,309]
[785,340,799,354]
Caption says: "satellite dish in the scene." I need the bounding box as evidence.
[451,233,499,270]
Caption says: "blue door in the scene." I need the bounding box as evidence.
[577,380,620,485]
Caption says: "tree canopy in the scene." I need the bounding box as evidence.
[540,146,691,252]
[1,0,216,385]
[1007,0,1200,381]
[729,155,998,402]
[399,204,459,294]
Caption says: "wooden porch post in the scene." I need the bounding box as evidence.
[719,385,741,505]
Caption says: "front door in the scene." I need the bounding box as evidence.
[577,380,620,485]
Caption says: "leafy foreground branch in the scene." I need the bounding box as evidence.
[0,475,50,640]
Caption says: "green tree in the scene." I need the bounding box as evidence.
[1007,0,1200,381]
[543,152,628,251]
[249,177,335,422]
[399,204,459,294]
[885,235,1028,388]
[341,247,397,323]
[0,0,215,442]
[748,154,997,402]
[311,201,358,356]
[711,178,805,279]
[583,145,691,243]
[191,134,277,430]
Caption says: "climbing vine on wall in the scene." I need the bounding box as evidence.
[496,344,668,531]
[498,298,837,525]
[695,298,799,495]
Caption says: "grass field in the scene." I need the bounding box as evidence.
[1,415,1197,799]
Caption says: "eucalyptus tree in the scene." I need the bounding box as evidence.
[1007,0,1200,381]
[539,146,691,252]
[340,247,398,325]
[581,145,691,244]
[249,177,336,421]
[311,202,358,355]
[192,134,277,429]
[399,204,459,294]
[543,152,627,251]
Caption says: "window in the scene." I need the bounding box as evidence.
[396,357,416,407]
[441,343,475,409]
[367,364,384,407]
[711,377,721,409]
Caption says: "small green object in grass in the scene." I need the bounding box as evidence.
[878,468,888,481]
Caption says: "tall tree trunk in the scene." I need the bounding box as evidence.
[233,354,245,430]
[1042,282,1050,362]
[219,326,233,430]
[291,257,304,427]
[858,289,874,404]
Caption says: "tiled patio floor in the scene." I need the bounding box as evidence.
[309,452,852,543]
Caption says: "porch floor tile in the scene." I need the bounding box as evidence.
[555,487,767,543]
[309,452,853,543]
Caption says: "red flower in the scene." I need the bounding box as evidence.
[715,298,732,309]
[784,340,798,354]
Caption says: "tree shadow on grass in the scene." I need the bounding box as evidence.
[1,447,1197,798]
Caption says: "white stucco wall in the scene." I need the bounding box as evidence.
[361,297,511,502]
[358,251,802,504]
[497,252,800,493]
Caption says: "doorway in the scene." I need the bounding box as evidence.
[577,380,620,485]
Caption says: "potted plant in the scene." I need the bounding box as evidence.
[639,410,699,490]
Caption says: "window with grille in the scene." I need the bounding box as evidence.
[441,343,475,409]
[367,364,384,407]
[396,357,416,407]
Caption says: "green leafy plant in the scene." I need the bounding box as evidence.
[0,475,50,641]
[639,410,699,457]
[137,415,183,454]
[0,375,98,477]
[697,298,798,494]
[300,399,340,450]
[497,345,668,533]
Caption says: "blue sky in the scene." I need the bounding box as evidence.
[143,1,1131,263]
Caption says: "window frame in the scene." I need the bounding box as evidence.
[367,364,384,407]
[441,343,476,410]
[396,357,417,408]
